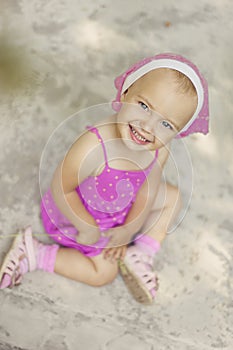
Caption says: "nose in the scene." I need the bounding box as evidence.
[140,116,158,135]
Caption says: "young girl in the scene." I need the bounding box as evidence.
[0,53,209,305]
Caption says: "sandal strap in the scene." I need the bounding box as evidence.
[23,226,36,272]
[126,250,154,270]
[137,271,158,289]
[123,246,159,298]
[10,267,22,288]
[4,229,33,272]
[3,248,24,276]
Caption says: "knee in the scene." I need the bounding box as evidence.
[167,184,182,212]
[91,264,119,287]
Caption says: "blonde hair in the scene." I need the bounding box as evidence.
[172,69,197,96]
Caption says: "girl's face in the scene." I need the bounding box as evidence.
[117,68,198,151]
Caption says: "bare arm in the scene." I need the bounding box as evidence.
[51,132,102,245]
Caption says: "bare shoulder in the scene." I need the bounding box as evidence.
[60,128,102,190]
[64,128,99,161]
[62,122,116,186]
[93,116,118,139]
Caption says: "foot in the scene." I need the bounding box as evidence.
[118,245,159,305]
[0,226,37,289]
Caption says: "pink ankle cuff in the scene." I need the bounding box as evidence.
[134,234,161,254]
[46,244,59,273]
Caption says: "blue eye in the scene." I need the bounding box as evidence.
[161,121,173,130]
[139,101,149,112]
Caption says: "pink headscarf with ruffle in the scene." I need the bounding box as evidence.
[112,53,209,138]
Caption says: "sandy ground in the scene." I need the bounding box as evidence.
[0,0,232,349]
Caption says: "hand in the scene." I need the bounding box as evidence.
[103,245,127,263]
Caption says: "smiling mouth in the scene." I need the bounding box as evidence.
[129,124,153,144]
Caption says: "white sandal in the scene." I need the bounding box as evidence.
[0,226,36,289]
[119,245,159,305]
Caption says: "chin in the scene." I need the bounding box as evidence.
[121,138,141,151]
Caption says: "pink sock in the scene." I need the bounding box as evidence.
[19,240,59,274]
[15,240,59,274]
[18,240,59,274]
[12,241,59,275]
[34,240,59,273]
[134,234,160,256]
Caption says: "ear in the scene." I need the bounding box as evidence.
[120,89,128,102]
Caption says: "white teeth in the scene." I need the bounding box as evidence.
[132,127,147,142]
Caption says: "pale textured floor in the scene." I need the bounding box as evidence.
[0,1,232,349]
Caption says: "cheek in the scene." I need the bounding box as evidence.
[157,122,172,134]
[154,131,175,148]
[116,122,129,139]
[117,103,136,123]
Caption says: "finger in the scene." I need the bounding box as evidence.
[103,248,111,259]
[117,246,127,261]
[121,246,127,259]
[110,249,119,263]
[114,247,124,261]
[111,246,126,262]
[104,247,117,263]
[104,248,116,262]
[115,247,124,261]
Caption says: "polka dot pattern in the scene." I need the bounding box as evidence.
[76,165,147,231]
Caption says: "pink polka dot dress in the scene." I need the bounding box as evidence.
[41,127,158,256]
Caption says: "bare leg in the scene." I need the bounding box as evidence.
[54,248,118,287]
[118,182,181,304]
[141,181,182,243]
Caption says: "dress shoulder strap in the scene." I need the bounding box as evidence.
[86,126,108,166]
